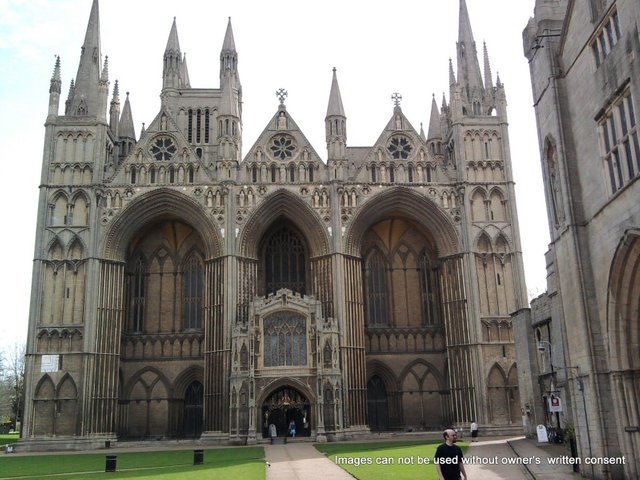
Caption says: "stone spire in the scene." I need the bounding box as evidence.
[68,0,103,116]
[325,68,347,160]
[426,95,442,141]
[456,0,484,99]
[449,58,456,86]
[326,67,346,118]
[163,18,184,89]
[182,53,191,88]
[119,92,136,142]
[109,80,120,135]
[220,17,238,82]
[419,122,426,142]
[483,41,494,89]
[48,56,62,118]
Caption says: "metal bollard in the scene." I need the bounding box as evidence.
[105,455,117,472]
[194,449,204,465]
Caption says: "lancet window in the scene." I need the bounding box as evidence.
[364,249,389,326]
[182,253,203,329]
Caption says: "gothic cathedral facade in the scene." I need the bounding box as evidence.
[22,0,528,449]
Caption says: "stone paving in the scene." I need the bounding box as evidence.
[264,435,584,479]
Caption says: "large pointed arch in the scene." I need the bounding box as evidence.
[237,188,330,258]
[102,188,221,261]
[344,187,459,257]
[607,229,640,371]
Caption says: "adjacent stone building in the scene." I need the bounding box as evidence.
[518,0,640,478]
[22,0,528,450]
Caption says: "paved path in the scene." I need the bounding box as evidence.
[264,436,584,480]
[265,443,353,480]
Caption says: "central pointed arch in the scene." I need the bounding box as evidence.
[237,189,330,258]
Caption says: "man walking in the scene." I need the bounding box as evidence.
[435,429,468,480]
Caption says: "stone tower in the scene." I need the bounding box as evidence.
[22,0,527,450]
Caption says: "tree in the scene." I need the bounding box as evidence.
[1,344,25,431]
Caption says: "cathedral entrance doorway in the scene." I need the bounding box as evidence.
[367,375,389,431]
[183,381,203,438]
[261,386,310,438]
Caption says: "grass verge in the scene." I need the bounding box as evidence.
[0,446,265,480]
[314,440,468,480]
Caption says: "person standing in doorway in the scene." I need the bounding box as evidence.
[288,419,296,438]
[435,429,467,480]
[470,421,479,442]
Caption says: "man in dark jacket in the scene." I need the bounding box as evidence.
[435,429,468,480]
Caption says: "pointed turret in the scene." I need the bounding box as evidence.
[325,68,347,161]
[48,56,62,118]
[483,41,494,90]
[65,79,75,115]
[219,18,242,116]
[456,0,484,104]
[163,18,184,89]
[182,53,191,88]
[67,0,103,117]
[449,58,456,86]
[109,80,120,135]
[97,55,110,119]
[220,17,238,81]
[426,95,442,142]
[119,92,136,162]
[419,123,426,142]
[217,58,241,162]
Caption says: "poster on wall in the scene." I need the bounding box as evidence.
[548,395,563,413]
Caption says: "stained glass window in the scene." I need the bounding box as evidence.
[263,313,307,367]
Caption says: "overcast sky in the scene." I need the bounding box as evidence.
[0,0,548,353]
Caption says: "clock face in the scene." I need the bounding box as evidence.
[387,136,412,159]
[270,135,295,160]
[150,137,177,161]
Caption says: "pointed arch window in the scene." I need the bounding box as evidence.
[420,253,441,325]
[252,165,258,183]
[264,226,307,295]
[270,165,277,183]
[196,109,202,143]
[364,250,389,326]
[408,165,414,183]
[204,109,210,143]
[263,312,307,367]
[371,165,377,183]
[129,257,146,332]
[289,164,295,182]
[308,165,314,182]
[182,253,203,329]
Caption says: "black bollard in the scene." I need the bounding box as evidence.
[194,449,204,465]
[105,455,117,472]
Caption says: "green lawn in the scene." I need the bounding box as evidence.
[314,440,468,480]
[0,447,265,480]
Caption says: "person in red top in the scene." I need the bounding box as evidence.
[435,429,468,480]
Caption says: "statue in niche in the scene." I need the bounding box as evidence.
[161,114,167,131]
[546,140,565,226]
[277,111,287,130]
[321,190,328,207]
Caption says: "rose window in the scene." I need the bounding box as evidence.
[270,135,295,160]
[387,136,412,159]
[150,137,177,161]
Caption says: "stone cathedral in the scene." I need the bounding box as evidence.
[22,0,528,449]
